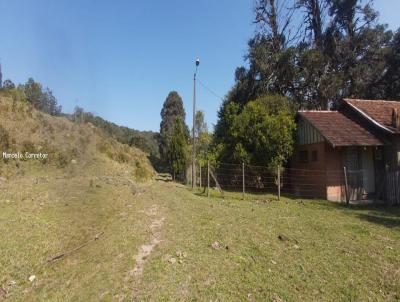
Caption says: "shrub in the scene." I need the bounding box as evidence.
[22,140,36,153]
[0,125,10,149]
[56,152,69,168]
[115,150,130,163]
[134,161,151,181]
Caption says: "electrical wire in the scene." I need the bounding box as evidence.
[197,78,225,101]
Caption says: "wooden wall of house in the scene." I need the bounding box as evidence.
[292,117,346,201]
[297,118,324,145]
[325,145,345,202]
[289,141,327,199]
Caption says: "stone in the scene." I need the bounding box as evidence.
[176,251,187,258]
[28,275,36,282]
[211,241,221,250]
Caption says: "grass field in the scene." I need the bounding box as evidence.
[1,173,399,301]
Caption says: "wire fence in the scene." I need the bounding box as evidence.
[188,161,400,205]
[191,162,342,200]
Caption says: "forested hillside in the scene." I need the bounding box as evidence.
[0,89,155,180]
[0,77,161,167]
[69,107,160,164]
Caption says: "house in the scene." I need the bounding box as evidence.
[290,99,400,204]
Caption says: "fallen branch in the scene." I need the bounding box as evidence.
[47,232,104,263]
[209,168,224,198]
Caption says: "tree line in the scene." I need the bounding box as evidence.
[72,106,160,163]
[1,77,62,116]
[0,76,160,163]
[160,0,400,177]
[212,0,400,169]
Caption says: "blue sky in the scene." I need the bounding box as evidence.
[0,0,399,132]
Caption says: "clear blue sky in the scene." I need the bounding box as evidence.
[0,0,399,132]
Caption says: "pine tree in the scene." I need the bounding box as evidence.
[159,91,189,172]
[168,117,188,180]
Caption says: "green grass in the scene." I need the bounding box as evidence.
[137,184,400,301]
[1,174,399,301]
[0,163,153,301]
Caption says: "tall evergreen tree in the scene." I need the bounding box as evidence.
[159,91,189,172]
[168,117,188,179]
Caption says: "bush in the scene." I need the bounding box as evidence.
[56,152,69,168]
[115,150,130,163]
[97,140,131,163]
[22,140,36,154]
[0,125,10,149]
[134,161,151,181]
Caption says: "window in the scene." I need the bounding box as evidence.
[299,150,308,163]
[311,150,318,162]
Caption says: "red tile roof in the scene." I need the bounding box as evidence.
[298,111,383,147]
[344,98,400,133]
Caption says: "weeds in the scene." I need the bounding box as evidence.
[0,124,10,149]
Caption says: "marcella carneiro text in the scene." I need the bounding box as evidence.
[2,152,49,160]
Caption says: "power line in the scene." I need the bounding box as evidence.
[197,78,224,101]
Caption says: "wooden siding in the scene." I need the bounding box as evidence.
[297,118,324,145]
[386,170,400,205]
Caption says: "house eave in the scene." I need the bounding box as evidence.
[344,100,395,134]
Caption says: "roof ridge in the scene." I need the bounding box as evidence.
[343,99,395,133]
[298,110,337,113]
[298,109,383,147]
[344,98,400,103]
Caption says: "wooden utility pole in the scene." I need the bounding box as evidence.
[192,59,200,190]
[207,160,210,198]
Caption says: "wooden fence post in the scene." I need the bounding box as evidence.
[242,162,245,200]
[207,160,210,198]
[277,165,281,201]
[343,166,349,205]
[199,164,202,189]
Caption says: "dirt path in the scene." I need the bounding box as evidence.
[131,205,165,277]
[125,197,165,301]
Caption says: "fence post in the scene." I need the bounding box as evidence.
[207,160,210,198]
[277,165,281,201]
[199,164,202,189]
[343,166,349,205]
[242,162,245,200]
[189,163,192,187]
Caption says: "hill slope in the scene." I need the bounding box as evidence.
[0,90,155,180]
[0,90,155,301]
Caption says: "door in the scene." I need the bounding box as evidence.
[344,147,363,200]
[361,147,375,197]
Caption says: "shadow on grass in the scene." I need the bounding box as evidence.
[320,201,400,215]
[194,187,400,228]
[310,200,400,228]
[356,213,400,228]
